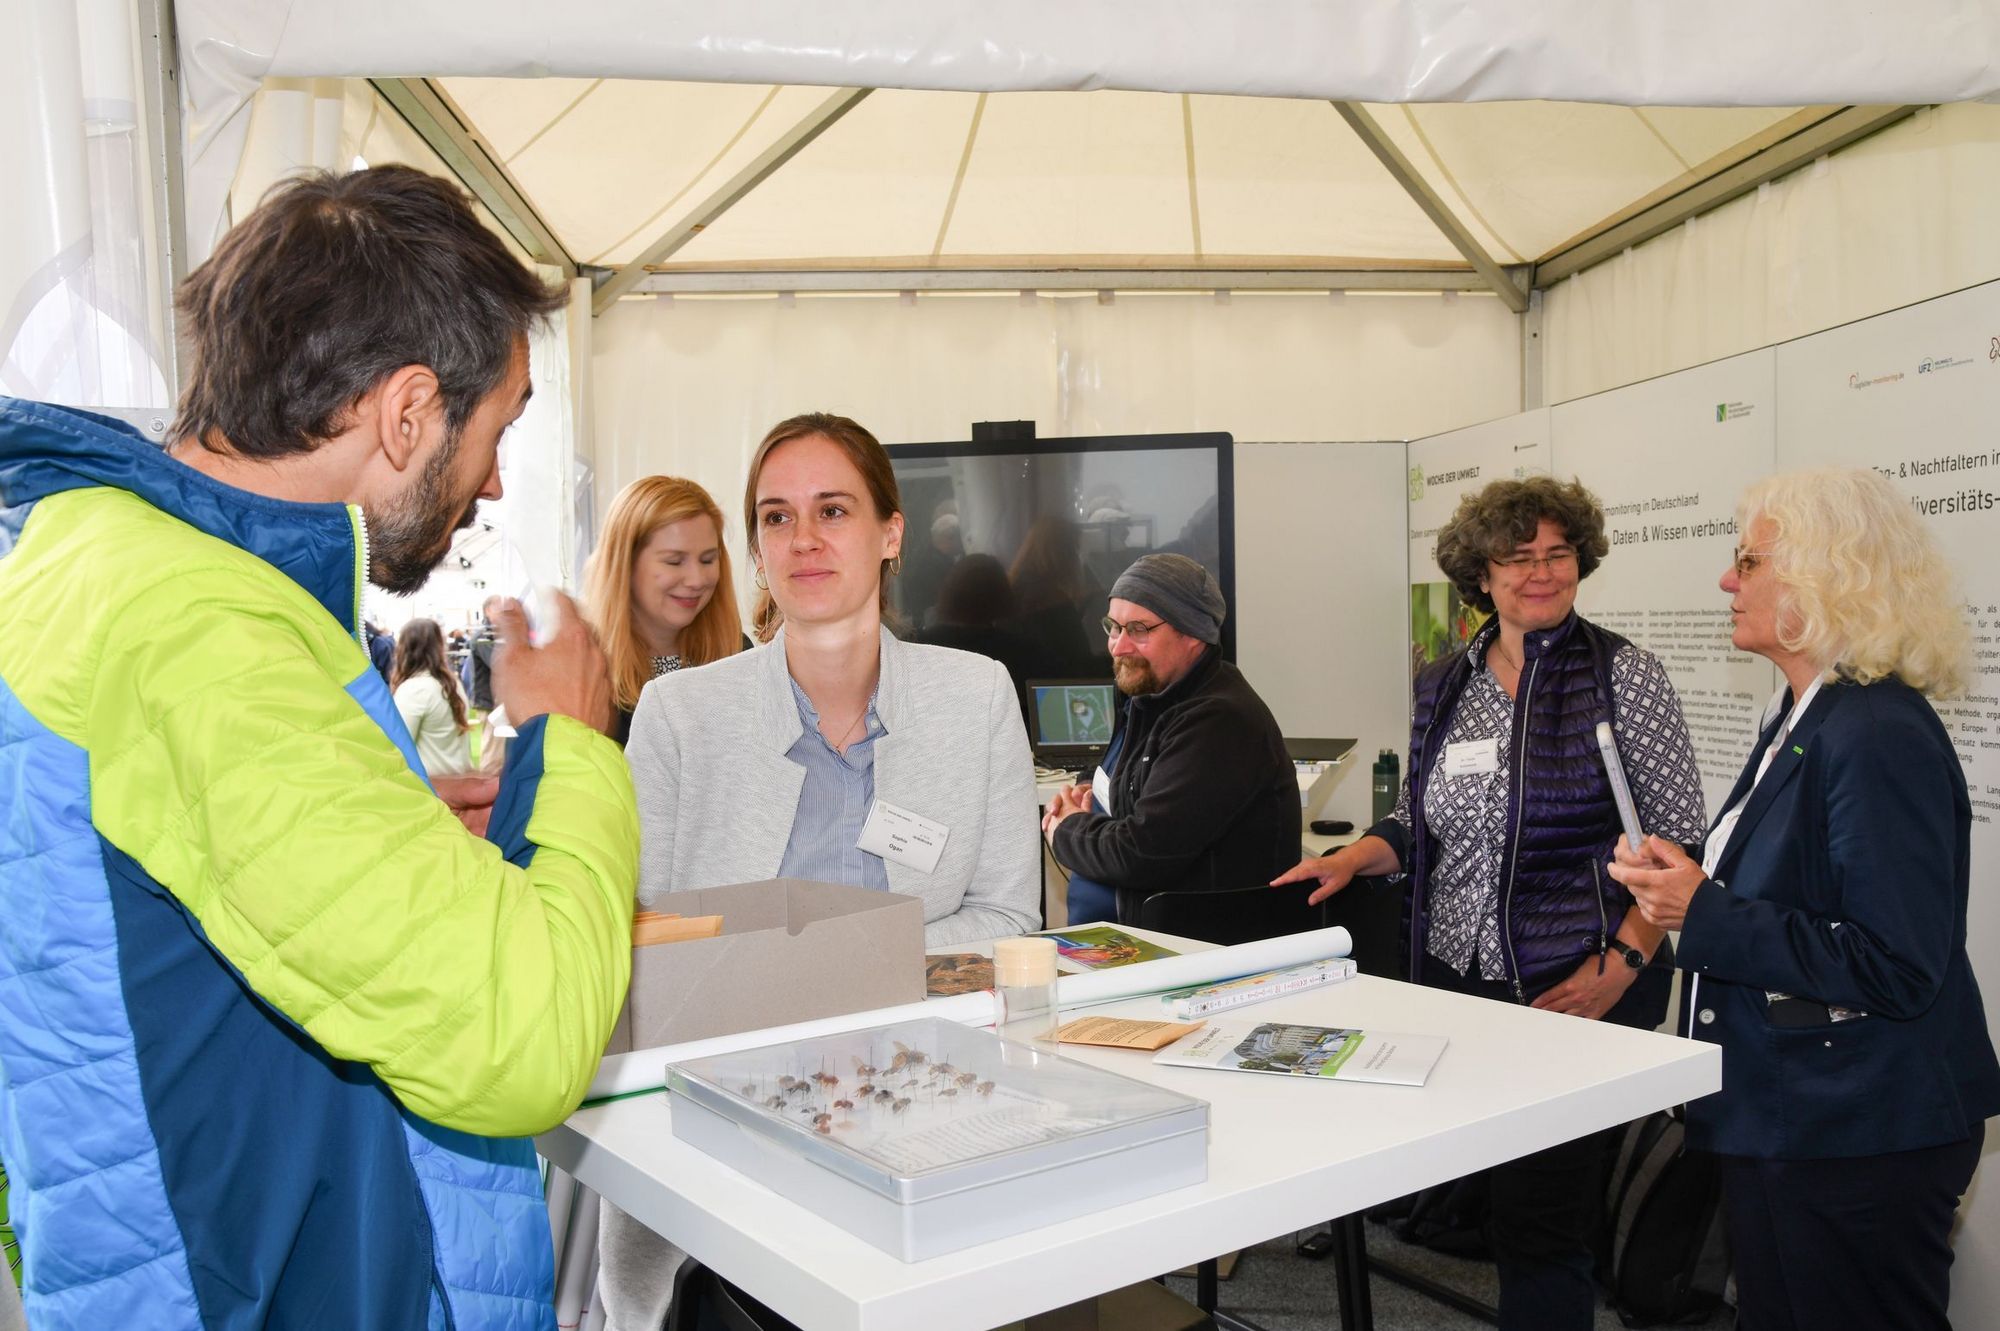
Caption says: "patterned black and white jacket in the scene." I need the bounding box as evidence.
[1370,612,1707,999]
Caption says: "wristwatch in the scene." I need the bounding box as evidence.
[1608,941,1647,971]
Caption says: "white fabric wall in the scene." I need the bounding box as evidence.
[1543,101,2000,405]
[1235,439,1409,827]
[588,288,1520,547]
[1,0,170,409]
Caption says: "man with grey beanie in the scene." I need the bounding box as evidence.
[1043,553,1298,924]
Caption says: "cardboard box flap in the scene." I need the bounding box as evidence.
[608,878,927,1056]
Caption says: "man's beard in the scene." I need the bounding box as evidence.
[368,430,481,595]
[1113,655,1161,697]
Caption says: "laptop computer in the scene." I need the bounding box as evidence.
[1026,679,1116,776]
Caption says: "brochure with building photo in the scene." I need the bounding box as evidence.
[1153,1021,1446,1087]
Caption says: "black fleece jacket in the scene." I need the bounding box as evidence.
[1052,647,1299,904]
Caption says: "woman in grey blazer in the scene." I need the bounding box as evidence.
[599,412,1040,1330]
[625,411,1039,944]
[628,620,1040,944]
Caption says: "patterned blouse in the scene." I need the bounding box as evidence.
[1389,642,1708,980]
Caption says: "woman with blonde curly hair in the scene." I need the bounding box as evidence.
[581,474,749,744]
[1613,466,2000,1331]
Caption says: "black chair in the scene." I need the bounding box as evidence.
[1128,871,1405,976]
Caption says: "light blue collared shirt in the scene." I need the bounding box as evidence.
[777,674,891,891]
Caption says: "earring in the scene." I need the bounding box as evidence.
[754,567,769,591]
[886,555,903,578]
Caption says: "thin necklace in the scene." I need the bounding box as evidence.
[825,702,868,750]
[1491,639,1521,672]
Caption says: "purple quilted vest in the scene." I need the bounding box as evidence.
[1403,612,1631,998]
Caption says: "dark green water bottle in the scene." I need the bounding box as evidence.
[1371,749,1399,824]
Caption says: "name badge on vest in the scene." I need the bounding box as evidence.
[1091,765,1113,812]
[1443,738,1500,776]
[858,799,950,874]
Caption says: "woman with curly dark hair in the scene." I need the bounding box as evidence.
[1277,475,1706,1331]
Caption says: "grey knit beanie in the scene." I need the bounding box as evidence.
[1110,553,1227,644]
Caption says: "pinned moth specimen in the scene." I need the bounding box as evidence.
[954,1072,978,1089]
[852,1058,879,1078]
[810,1071,839,1088]
[874,1090,895,1105]
[855,1083,876,1098]
[890,1097,911,1115]
[812,1112,833,1134]
[974,1081,996,1098]
[832,1099,855,1113]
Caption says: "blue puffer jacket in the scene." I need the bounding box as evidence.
[1372,613,1634,998]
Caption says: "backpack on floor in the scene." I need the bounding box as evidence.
[1597,1112,1729,1327]
[1366,1169,1493,1259]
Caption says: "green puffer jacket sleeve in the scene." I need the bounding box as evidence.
[86,564,639,1137]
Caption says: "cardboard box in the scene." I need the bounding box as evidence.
[606,878,926,1055]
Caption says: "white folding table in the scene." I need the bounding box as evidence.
[539,930,1719,1331]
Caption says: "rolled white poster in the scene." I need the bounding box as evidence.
[1054,926,1352,1009]
[583,926,1353,1102]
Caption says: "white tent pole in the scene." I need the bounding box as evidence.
[1330,101,1528,315]
[629,266,1511,295]
[370,78,578,277]
[1531,104,1919,288]
[590,87,872,315]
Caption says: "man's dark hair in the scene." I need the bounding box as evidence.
[172,165,567,459]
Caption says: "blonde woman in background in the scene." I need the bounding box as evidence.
[582,474,749,744]
[1613,467,2000,1331]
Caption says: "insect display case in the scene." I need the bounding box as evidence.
[667,1017,1209,1260]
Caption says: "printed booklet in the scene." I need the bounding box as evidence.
[1153,1021,1446,1086]
[1038,926,1181,970]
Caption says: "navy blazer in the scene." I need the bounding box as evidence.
[1677,676,2000,1158]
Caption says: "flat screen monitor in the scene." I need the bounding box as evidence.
[1027,679,1118,752]
[885,432,1234,706]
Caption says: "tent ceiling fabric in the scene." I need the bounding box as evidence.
[438,78,1804,274]
[175,1,1998,269]
[188,1,2000,104]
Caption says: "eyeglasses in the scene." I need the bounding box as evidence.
[1101,615,1166,643]
[1731,547,1776,576]
[1490,550,1578,574]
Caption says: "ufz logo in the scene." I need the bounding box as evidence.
[1408,466,1425,502]
[1918,354,1974,374]
[1990,337,2000,362]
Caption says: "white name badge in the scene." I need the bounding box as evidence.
[857,799,950,874]
[1443,738,1500,776]
[1091,765,1113,811]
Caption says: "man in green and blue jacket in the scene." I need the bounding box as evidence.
[0,166,639,1329]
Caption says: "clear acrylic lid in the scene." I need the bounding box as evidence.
[667,1017,1208,1201]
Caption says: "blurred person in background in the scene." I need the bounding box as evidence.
[392,617,474,779]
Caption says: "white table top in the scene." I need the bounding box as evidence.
[539,933,1719,1331]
